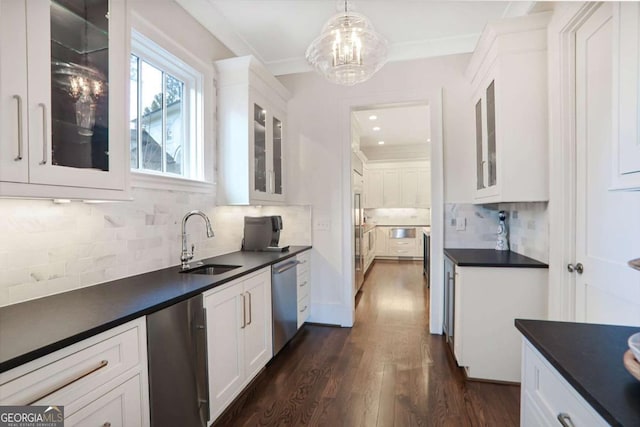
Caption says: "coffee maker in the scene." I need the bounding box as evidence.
[241,216,289,252]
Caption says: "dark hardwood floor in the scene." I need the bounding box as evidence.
[214,260,520,426]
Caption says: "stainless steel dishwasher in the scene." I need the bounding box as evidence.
[147,295,209,427]
[272,258,299,355]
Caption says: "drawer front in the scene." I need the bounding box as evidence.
[297,251,310,275]
[297,294,310,328]
[297,269,310,301]
[388,238,415,249]
[388,247,415,257]
[65,374,144,427]
[521,340,608,427]
[0,320,143,409]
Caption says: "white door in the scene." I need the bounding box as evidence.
[204,284,244,420]
[574,3,640,324]
[242,271,272,383]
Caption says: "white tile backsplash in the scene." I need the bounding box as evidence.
[444,202,548,263]
[0,188,311,307]
[365,208,430,226]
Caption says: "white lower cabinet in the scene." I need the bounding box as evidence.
[203,267,272,424]
[521,339,607,427]
[64,374,144,427]
[374,227,423,259]
[453,267,546,382]
[297,251,311,327]
[0,318,149,426]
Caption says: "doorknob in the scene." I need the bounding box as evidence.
[567,263,584,274]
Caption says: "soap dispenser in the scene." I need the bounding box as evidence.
[496,210,509,251]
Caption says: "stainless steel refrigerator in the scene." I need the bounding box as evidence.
[354,191,364,292]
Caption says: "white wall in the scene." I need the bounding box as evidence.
[130,0,233,61]
[279,53,473,327]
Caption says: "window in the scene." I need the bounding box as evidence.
[130,30,204,181]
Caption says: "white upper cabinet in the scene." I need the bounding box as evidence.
[467,13,551,204]
[364,162,430,208]
[216,56,290,205]
[364,168,383,208]
[0,0,129,200]
[611,3,640,190]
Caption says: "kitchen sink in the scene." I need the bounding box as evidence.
[180,264,242,275]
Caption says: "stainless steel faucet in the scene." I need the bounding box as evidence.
[181,210,215,270]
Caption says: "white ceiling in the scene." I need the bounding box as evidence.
[176,0,541,76]
[353,104,430,161]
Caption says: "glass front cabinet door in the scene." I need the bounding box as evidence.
[473,79,499,201]
[0,0,127,199]
[250,96,285,202]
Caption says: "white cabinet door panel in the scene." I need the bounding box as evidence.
[612,3,640,189]
[204,284,244,419]
[0,0,28,184]
[243,271,272,383]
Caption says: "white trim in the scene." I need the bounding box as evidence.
[338,91,444,332]
[131,171,214,193]
[129,17,216,190]
[547,2,602,321]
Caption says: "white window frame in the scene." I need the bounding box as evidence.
[129,14,215,192]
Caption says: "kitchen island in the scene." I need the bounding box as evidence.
[516,319,640,426]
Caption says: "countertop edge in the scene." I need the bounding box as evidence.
[514,320,620,426]
[0,246,312,373]
[444,248,548,268]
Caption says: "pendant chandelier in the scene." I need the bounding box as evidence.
[305,1,388,86]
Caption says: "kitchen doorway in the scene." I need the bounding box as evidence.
[349,102,433,320]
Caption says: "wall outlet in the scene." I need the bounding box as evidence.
[315,219,331,231]
[455,217,466,231]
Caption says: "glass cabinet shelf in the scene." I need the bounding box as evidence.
[51,1,108,54]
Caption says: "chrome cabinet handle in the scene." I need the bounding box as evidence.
[240,293,246,329]
[23,360,108,405]
[103,423,111,427]
[300,305,308,313]
[247,291,252,326]
[38,103,48,165]
[13,95,23,161]
[299,281,308,287]
[567,264,575,273]
[557,413,575,427]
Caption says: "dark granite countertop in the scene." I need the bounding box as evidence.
[0,246,312,373]
[516,319,640,426]
[444,248,548,268]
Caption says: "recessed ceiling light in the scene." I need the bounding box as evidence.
[369,115,377,121]
[378,140,385,145]
[427,138,431,142]
[373,126,381,131]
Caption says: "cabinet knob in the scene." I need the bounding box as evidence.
[567,263,584,274]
